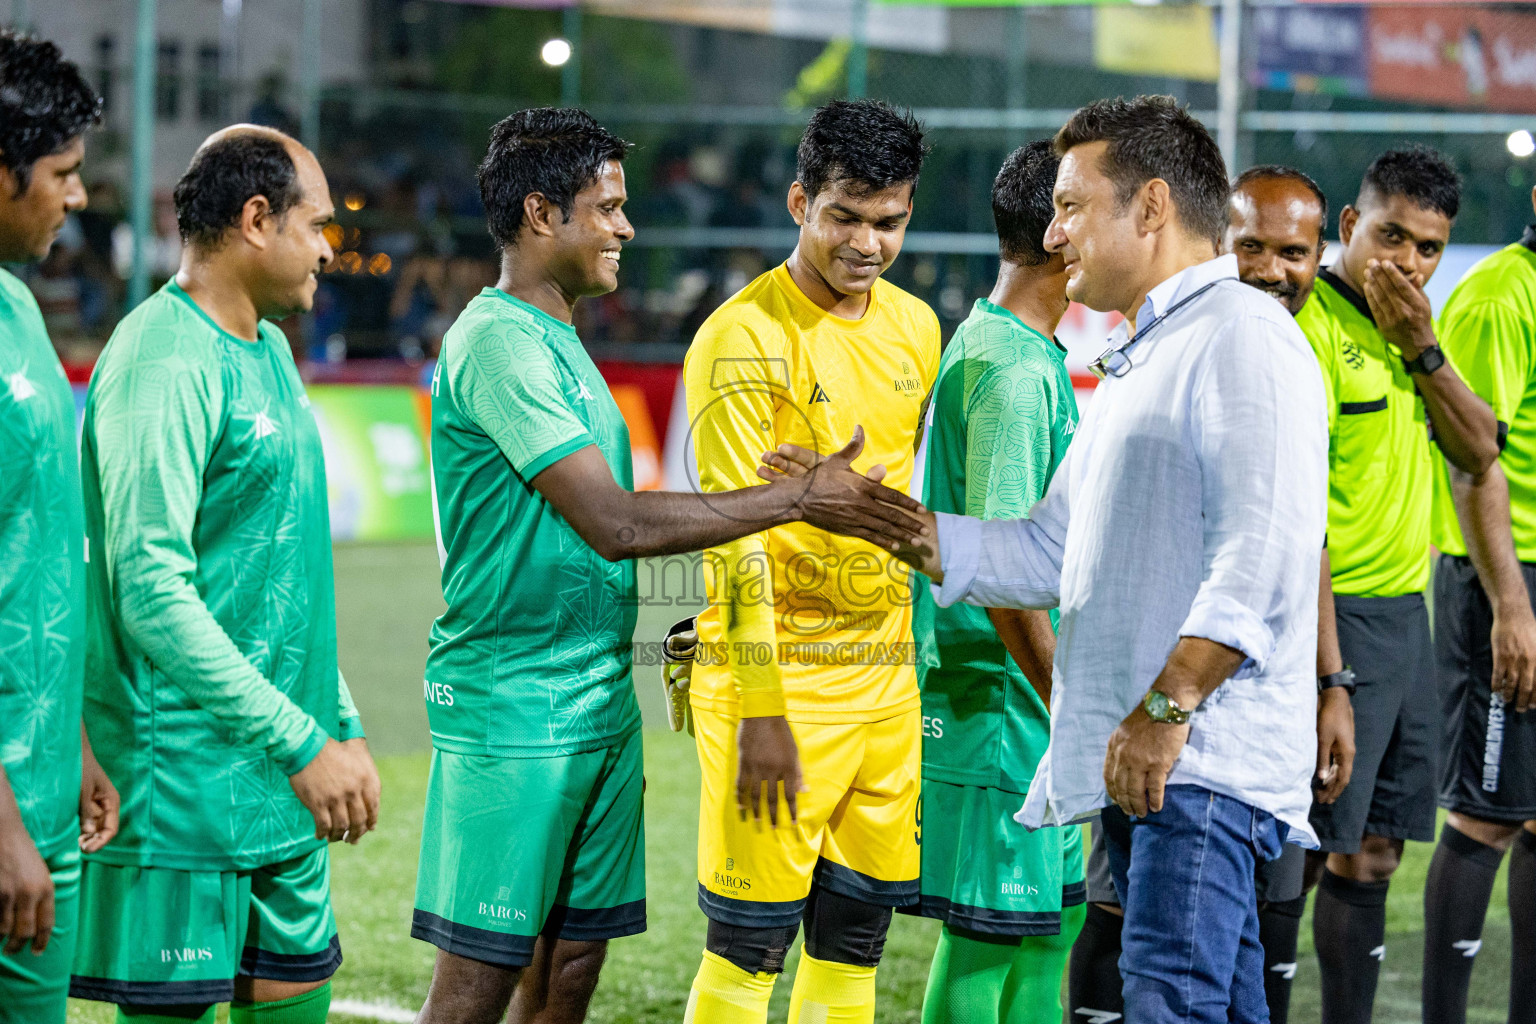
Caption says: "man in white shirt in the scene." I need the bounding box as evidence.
[766,96,1328,1022]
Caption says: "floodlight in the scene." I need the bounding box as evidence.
[542,38,572,67]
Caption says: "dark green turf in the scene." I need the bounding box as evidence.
[62,542,1519,1022]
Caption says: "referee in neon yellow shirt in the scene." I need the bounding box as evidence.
[1421,186,1536,1023]
[1294,146,1501,1024]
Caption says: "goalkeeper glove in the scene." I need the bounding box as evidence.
[661,615,697,735]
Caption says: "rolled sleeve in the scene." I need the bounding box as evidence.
[1178,591,1276,676]
[1186,311,1328,681]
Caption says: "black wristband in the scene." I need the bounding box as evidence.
[1318,667,1357,697]
[1402,345,1446,376]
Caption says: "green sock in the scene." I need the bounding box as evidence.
[229,982,332,1024]
[1001,902,1087,1024]
[116,1006,217,1024]
[921,925,1019,1024]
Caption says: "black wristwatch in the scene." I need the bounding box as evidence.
[1402,345,1446,376]
[1318,667,1357,697]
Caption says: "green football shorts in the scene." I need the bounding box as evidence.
[70,846,339,1006]
[412,726,646,967]
[0,845,78,1024]
[911,779,1086,937]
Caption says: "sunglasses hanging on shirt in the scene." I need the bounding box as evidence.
[1088,281,1223,380]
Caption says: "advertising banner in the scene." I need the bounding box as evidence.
[1093,5,1220,83]
[309,385,435,542]
[1251,5,1369,96]
[1367,6,1536,111]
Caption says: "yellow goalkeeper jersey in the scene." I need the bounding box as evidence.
[684,262,941,724]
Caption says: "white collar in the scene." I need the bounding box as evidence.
[1107,253,1239,347]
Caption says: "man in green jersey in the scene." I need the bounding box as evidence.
[69,126,381,1024]
[0,31,120,1024]
[1295,146,1501,1024]
[1421,187,1536,1023]
[412,108,928,1024]
[901,140,1084,1024]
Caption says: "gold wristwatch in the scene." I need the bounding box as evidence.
[1142,689,1193,725]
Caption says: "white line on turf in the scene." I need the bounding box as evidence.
[330,997,417,1022]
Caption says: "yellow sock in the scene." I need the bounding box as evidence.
[685,950,777,1024]
[787,953,877,1024]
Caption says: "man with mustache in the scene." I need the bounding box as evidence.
[69,126,380,1024]
[0,30,119,1024]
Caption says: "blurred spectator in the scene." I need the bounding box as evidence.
[111,192,181,287]
[389,239,495,361]
[709,177,774,230]
[389,239,451,347]
[77,181,121,268]
[248,70,298,136]
[374,177,429,264]
[76,182,123,334]
[30,244,85,339]
[643,144,718,228]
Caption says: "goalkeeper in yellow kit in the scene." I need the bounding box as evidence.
[682,99,939,1024]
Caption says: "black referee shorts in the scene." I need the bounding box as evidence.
[1308,592,1439,853]
[1435,553,1536,823]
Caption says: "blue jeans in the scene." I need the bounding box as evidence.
[1101,784,1287,1024]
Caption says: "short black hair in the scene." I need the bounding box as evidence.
[1233,164,1329,239]
[478,107,632,249]
[1358,145,1460,221]
[796,99,928,201]
[992,140,1060,266]
[173,131,304,249]
[0,30,102,197]
[1055,95,1230,246]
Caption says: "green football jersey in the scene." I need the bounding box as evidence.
[81,281,361,872]
[1432,229,1536,561]
[1297,270,1433,598]
[0,268,83,860]
[916,298,1078,793]
[426,289,640,757]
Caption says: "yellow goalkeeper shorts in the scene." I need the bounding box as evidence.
[693,707,921,928]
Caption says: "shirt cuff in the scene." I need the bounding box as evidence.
[337,715,366,742]
[278,721,330,776]
[738,690,788,718]
[931,512,980,608]
[1178,592,1276,678]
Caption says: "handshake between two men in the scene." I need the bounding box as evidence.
[760,431,941,577]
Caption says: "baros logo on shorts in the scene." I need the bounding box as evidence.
[714,858,752,893]
[479,891,528,922]
[1483,692,1506,793]
[161,946,215,963]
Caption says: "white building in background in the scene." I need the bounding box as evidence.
[15,0,367,189]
